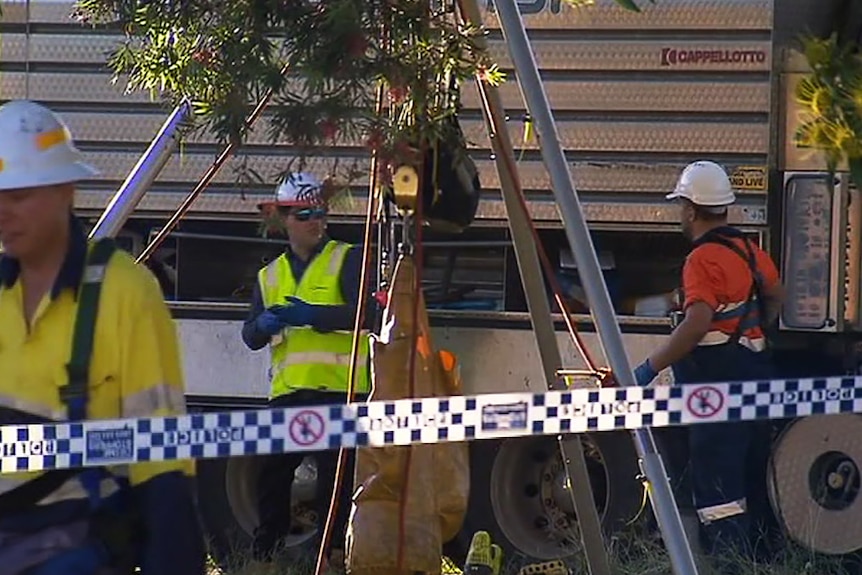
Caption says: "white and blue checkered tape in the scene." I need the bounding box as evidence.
[1,375,859,474]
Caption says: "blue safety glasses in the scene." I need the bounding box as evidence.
[292,207,327,222]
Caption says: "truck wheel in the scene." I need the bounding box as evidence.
[443,432,642,567]
[196,455,322,568]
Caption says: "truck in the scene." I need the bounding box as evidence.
[3,0,862,566]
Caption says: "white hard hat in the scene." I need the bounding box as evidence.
[258,171,323,210]
[666,161,735,207]
[0,100,98,192]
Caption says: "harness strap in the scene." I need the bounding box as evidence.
[60,238,118,509]
[0,240,117,516]
[693,230,766,346]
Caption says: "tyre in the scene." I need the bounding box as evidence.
[196,454,322,569]
[443,431,642,569]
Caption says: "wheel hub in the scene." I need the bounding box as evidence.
[809,451,861,511]
[489,436,608,560]
[225,455,321,549]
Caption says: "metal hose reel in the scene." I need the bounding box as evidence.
[768,413,862,555]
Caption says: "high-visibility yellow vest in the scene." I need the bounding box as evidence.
[258,240,370,397]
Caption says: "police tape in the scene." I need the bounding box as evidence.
[1,375,860,474]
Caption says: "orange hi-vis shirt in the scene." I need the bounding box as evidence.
[682,233,780,352]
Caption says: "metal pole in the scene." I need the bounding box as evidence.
[89,101,192,240]
[490,2,700,575]
[136,63,289,264]
[455,2,611,573]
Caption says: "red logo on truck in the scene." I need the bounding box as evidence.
[660,48,767,67]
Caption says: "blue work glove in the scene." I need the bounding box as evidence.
[272,296,318,327]
[255,305,291,336]
[634,360,658,387]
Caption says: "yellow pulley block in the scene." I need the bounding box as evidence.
[392,164,420,213]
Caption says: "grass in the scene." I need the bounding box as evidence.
[205,528,862,575]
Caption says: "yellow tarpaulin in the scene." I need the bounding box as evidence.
[345,253,470,575]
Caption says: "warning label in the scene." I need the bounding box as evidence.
[730,167,768,191]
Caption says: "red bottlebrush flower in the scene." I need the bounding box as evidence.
[319,119,339,141]
[388,85,407,104]
[365,129,384,151]
[347,34,368,58]
[192,48,214,66]
[394,140,420,165]
[376,164,393,187]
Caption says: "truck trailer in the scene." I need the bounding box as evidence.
[3,0,862,566]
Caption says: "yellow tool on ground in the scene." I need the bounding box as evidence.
[463,531,503,575]
[517,559,571,575]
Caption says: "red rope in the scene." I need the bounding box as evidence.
[454,0,610,384]
[312,82,386,575]
[395,142,427,571]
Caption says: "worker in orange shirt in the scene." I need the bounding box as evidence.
[633,161,784,567]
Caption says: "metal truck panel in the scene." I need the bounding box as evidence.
[486,40,772,72]
[57,111,769,156]
[481,0,772,30]
[1,71,772,114]
[65,150,767,197]
[1,0,774,226]
[3,32,773,73]
[0,73,152,103]
[174,318,673,398]
[74,187,766,226]
[460,79,772,114]
[1,0,772,31]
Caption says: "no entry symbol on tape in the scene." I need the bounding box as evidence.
[289,410,325,446]
[686,386,724,418]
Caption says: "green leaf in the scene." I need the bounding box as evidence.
[612,0,647,12]
[795,31,862,175]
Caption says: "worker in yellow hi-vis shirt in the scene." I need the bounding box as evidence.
[0,99,206,575]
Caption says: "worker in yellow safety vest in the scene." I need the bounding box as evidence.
[0,99,206,575]
[241,173,372,565]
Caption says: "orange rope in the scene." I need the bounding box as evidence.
[454,0,610,384]
[312,82,387,575]
[396,144,427,572]
[136,63,290,264]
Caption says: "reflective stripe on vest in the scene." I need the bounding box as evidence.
[698,298,766,352]
[258,241,371,397]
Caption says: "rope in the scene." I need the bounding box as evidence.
[312,81,387,575]
[135,63,290,264]
[455,8,607,384]
[396,143,427,571]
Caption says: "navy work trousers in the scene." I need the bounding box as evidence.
[669,342,776,560]
[253,389,363,562]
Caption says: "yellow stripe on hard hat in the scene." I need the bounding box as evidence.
[35,128,68,151]
[0,158,4,173]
